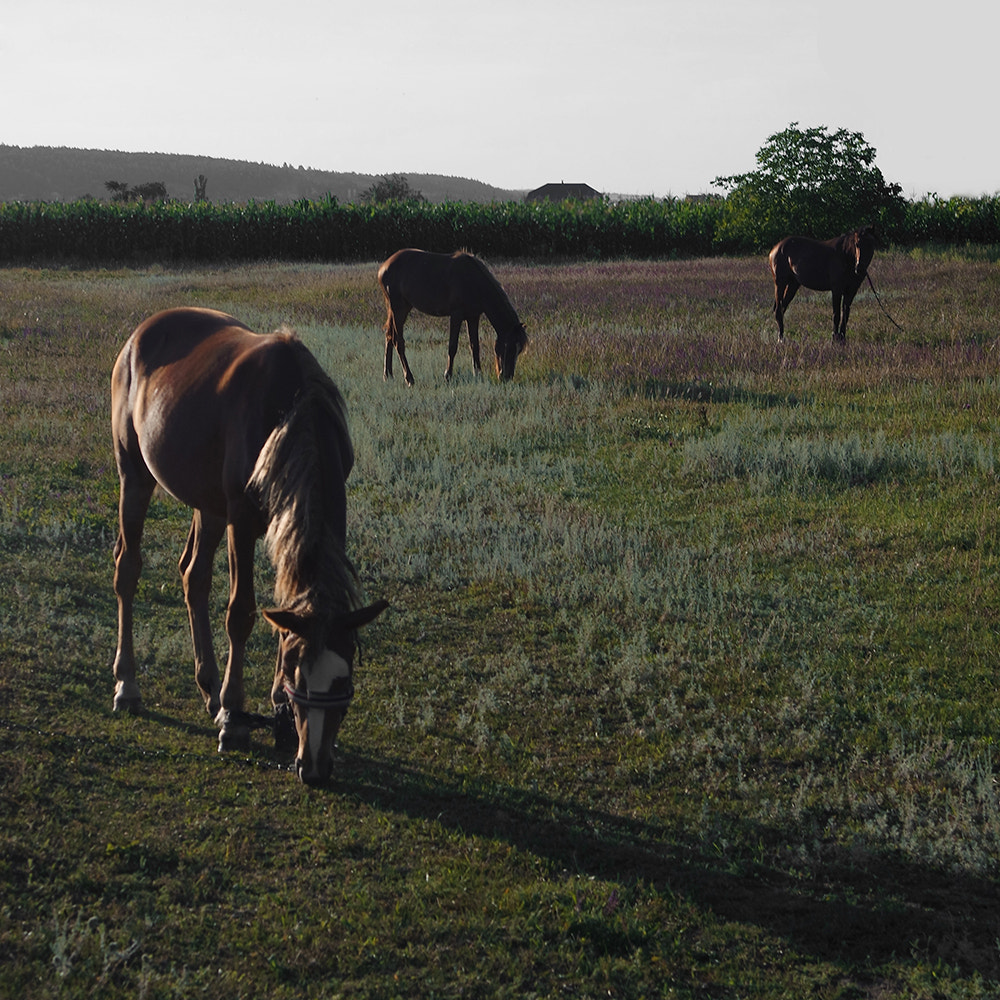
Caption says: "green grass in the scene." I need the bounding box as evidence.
[1,254,999,998]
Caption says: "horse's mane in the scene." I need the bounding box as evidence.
[247,337,361,631]
[837,230,860,254]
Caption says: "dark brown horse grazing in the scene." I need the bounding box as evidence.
[111,307,387,785]
[768,226,876,342]
[378,249,528,385]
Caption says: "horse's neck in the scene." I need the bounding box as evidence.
[483,288,518,334]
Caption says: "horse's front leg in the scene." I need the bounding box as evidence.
[112,465,155,713]
[832,289,846,342]
[839,299,852,341]
[445,315,462,381]
[839,283,860,342]
[216,522,258,752]
[179,510,225,715]
[270,645,297,753]
[467,315,483,375]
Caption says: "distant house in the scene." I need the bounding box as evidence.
[525,182,602,203]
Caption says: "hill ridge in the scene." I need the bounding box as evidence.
[0,145,525,204]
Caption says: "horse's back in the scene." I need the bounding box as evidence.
[378,248,472,285]
[769,235,816,271]
[378,249,479,316]
[123,306,251,360]
[770,235,843,290]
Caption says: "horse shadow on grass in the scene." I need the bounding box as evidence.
[328,748,999,983]
[94,707,998,979]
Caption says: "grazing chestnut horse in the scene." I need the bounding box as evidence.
[768,226,876,342]
[111,307,387,784]
[378,249,528,384]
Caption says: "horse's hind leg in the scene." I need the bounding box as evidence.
[773,285,786,340]
[774,277,798,341]
[383,299,415,386]
[112,460,156,713]
[179,510,225,715]
[383,315,395,381]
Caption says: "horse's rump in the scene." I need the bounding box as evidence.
[112,308,340,519]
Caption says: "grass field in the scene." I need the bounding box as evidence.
[1,252,999,998]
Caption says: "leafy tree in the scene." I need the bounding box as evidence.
[104,180,131,202]
[360,173,425,204]
[103,180,168,203]
[712,123,904,249]
[132,181,167,202]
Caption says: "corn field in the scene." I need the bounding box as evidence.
[2,194,999,266]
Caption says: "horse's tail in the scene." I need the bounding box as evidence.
[768,242,788,315]
[767,240,787,277]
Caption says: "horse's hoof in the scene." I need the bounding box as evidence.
[218,725,251,753]
[215,709,251,753]
[113,682,142,714]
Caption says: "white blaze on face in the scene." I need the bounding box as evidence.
[303,648,351,768]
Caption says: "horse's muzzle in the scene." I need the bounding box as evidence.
[295,754,333,786]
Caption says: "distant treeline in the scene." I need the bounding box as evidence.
[2,195,999,265]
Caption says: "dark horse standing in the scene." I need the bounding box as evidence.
[768,226,875,341]
[378,249,528,385]
[111,308,387,784]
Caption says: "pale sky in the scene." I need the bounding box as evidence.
[4,0,997,199]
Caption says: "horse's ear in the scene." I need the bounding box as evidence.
[336,600,389,631]
[263,607,311,636]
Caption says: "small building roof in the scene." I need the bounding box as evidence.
[525,182,602,203]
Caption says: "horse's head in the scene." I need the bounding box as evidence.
[495,324,528,382]
[852,226,876,276]
[264,600,388,785]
